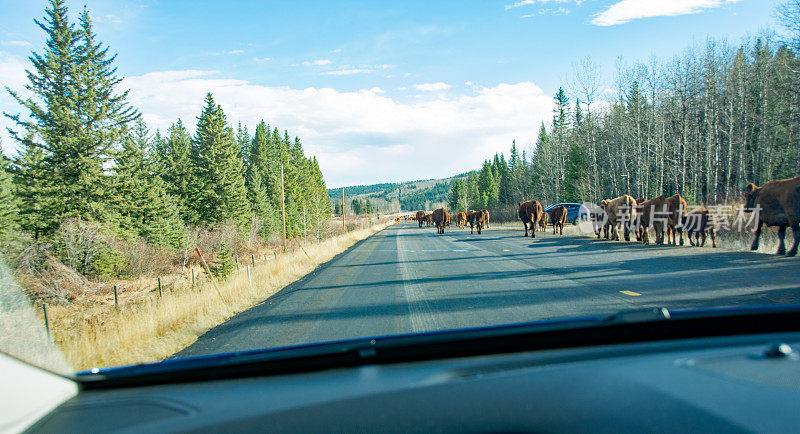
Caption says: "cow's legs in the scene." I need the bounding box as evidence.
[699,231,706,247]
[678,227,684,246]
[710,228,717,248]
[751,220,763,251]
[777,225,787,255]
[788,222,799,257]
[523,221,528,237]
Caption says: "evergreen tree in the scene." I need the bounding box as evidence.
[112,119,184,247]
[0,153,18,241]
[477,161,498,209]
[159,120,192,219]
[447,179,463,210]
[12,135,58,238]
[5,1,136,227]
[209,244,236,279]
[188,93,250,228]
[563,144,589,203]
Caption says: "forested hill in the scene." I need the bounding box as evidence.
[328,174,469,213]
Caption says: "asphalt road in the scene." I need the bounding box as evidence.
[177,221,800,357]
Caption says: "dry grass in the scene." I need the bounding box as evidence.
[47,222,393,371]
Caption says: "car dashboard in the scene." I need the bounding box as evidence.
[28,331,800,433]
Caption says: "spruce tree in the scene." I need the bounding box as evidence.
[12,135,58,239]
[5,1,136,227]
[159,120,192,219]
[0,153,18,241]
[111,119,184,248]
[188,93,250,228]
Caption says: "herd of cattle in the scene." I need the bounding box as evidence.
[394,174,800,256]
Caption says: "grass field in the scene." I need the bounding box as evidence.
[47,221,393,371]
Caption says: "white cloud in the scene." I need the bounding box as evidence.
[1,40,32,47]
[505,0,575,10]
[119,70,552,187]
[302,59,332,66]
[253,57,272,62]
[506,0,536,9]
[592,0,743,26]
[228,49,245,55]
[413,82,452,91]
[0,54,552,187]
[321,68,372,75]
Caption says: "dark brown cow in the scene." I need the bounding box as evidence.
[424,214,432,227]
[683,209,717,248]
[635,195,669,245]
[538,211,549,231]
[744,175,800,256]
[548,205,567,235]
[518,200,543,238]
[432,208,449,234]
[665,194,688,245]
[481,209,490,228]
[415,210,425,228]
[466,209,488,234]
[603,195,637,241]
[456,212,467,229]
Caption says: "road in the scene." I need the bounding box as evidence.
[177,221,800,357]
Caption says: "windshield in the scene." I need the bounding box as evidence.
[0,0,798,375]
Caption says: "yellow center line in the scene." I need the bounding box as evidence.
[503,249,510,252]
[619,290,641,296]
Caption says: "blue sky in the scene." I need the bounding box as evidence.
[0,0,784,187]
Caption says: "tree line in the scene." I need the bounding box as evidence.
[450,3,800,219]
[0,0,330,280]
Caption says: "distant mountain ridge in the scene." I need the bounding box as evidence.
[328,173,470,212]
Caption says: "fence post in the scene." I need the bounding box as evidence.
[235,255,240,271]
[158,277,162,298]
[251,254,255,267]
[247,265,252,289]
[191,269,195,289]
[113,285,119,313]
[42,304,50,339]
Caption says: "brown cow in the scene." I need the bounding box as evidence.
[432,208,449,234]
[481,209,490,228]
[518,200,543,238]
[424,214,432,227]
[538,211,549,231]
[456,212,467,229]
[683,209,717,248]
[603,195,637,241]
[445,212,451,228]
[744,175,800,256]
[548,205,567,235]
[635,195,670,245]
[415,210,425,228]
[466,209,488,234]
[665,194,688,245]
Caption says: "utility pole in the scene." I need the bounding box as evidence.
[342,188,345,232]
[281,163,286,253]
